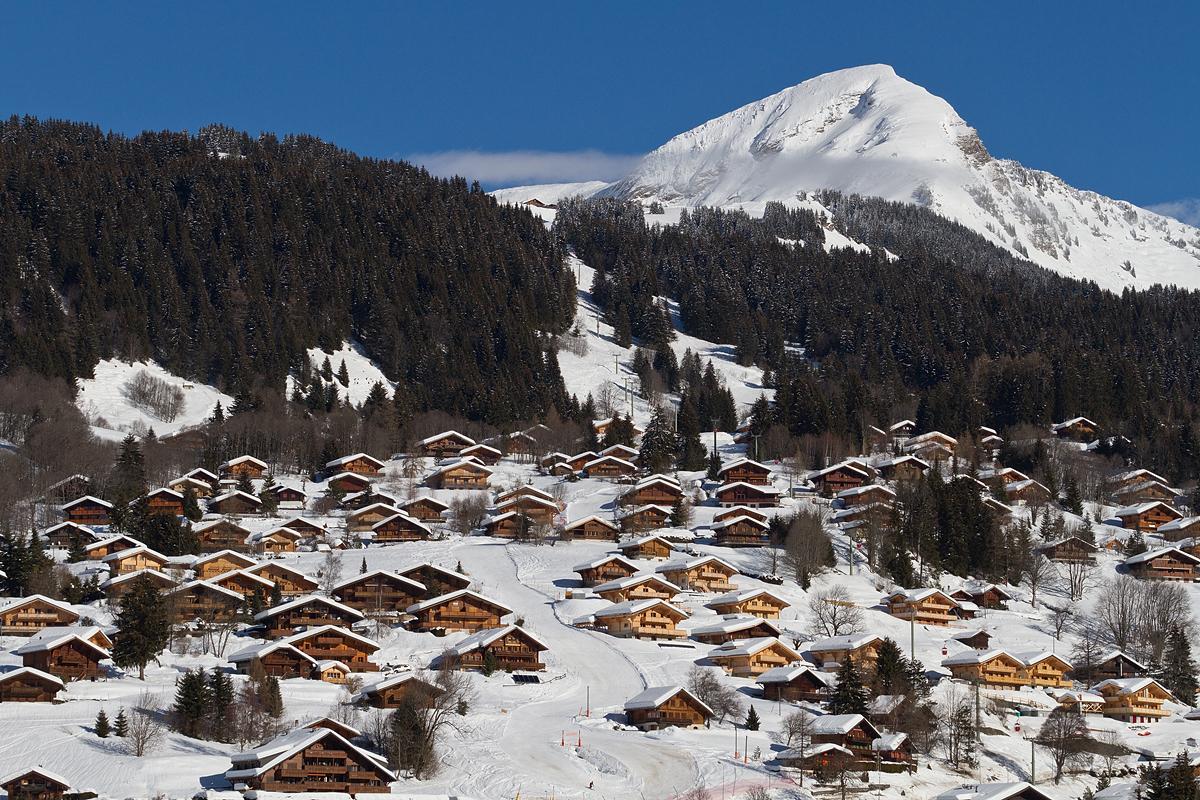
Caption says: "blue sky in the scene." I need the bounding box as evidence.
[3,3,1197,221]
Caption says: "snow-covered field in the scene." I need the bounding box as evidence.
[76,359,233,442]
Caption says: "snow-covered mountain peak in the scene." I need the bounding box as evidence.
[601,65,1200,291]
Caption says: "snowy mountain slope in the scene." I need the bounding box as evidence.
[76,359,233,442]
[286,341,396,407]
[577,64,1200,292]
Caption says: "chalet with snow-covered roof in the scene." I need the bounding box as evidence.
[592,417,643,439]
[101,568,176,599]
[562,515,619,541]
[942,649,1071,689]
[1004,479,1052,505]
[714,481,780,508]
[808,463,870,497]
[398,495,449,522]
[101,545,168,575]
[282,625,380,671]
[211,568,275,601]
[655,555,738,593]
[228,640,318,679]
[1018,651,1074,688]
[1035,535,1098,562]
[563,451,598,472]
[1116,501,1183,532]
[1052,416,1099,441]
[0,767,71,800]
[573,554,639,587]
[42,521,96,549]
[582,455,638,479]
[624,686,712,730]
[353,673,443,708]
[167,580,243,623]
[717,458,773,486]
[341,489,399,512]
[889,420,916,439]
[1093,677,1175,722]
[1124,546,1200,581]
[495,493,558,524]
[445,625,549,671]
[247,561,318,596]
[539,451,570,469]
[949,582,1012,610]
[932,783,1057,800]
[1158,516,1200,541]
[325,452,386,475]
[418,430,476,458]
[875,455,929,482]
[194,549,257,580]
[617,534,674,560]
[278,516,325,536]
[596,443,636,460]
[397,562,470,595]
[0,667,63,702]
[951,629,992,650]
[619,504,672,532]
[207,490,262,516]
[808,713,883,762]
[482,511,534,539]
[756,664,833,702]
[220,455,268,478]
[883,588,959,625]
[15,627,109,680]
[979,467,1029,486]
[62,495,112,527]
[406,590,511,633]
[1087,650,1147,682]
[904,430,957,454]
[1112,479,1180,505]
[625,475,683,507]
[142,487,184,517]
[705,588,789,619]
[332,571,425,615]
[459,443,502,465]
[193,518,252,552]
[583,598,688,639]
[982,496,1016,521]
[711,513,770,547]
[345,503,401,532]
[0,595,79,636]
[427,458,491,490]
[255,595,365,638]
[708,636,801,677]
[837,484,896,508]
[169,475,215,499]
[184,466,220,485]
[807,634,883,669]
[326,471,373,494]
[224,725,394,793]
[269,484,307,509]
[368,513,432,544]
[248,527,303,554]
[690,615,781,644]
[593,573,681,603]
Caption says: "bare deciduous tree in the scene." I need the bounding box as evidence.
[1063,558,1096,601]
[319,549,344,594]
[1035,707,1095,783]
[808,584,864,638]
[125,691,166,757]
[686,666,743,725]
[449,494,489,536]
[1024,554,1054,608]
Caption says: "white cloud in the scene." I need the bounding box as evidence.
[1146,198,1200,227]
[406,149,640,186]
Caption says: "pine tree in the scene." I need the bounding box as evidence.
[112,576,171,680]
[706,450,722,481]
[172,668,211,737]
[828,657,869,715]
[207,670,235,742]
[872,637,908,695]
[482,649,498,676]
[263,676,284,718]
[181,487,203,521]
[113,708,128,737]
[675,395,707,470]
[235,470,254,494]
[1063,475,1084,515]
[321,356,333,382]
[638,406,676,474]
[745,705,760,731]
[337,359,350,387]
[360,557,368,574]
[208,401,225,425]
[94,708,110,738]
[258,473,279,514]
[1161,626,1199,705]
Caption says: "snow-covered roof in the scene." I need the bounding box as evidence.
[100,567,174,589]
[709,514,769,531]
[101,544,168,564]
[1052,417,1097,431]
[324,452,386,470]
[13,627,110,658]
[623,685,712,716]
[705,588,787,608]
[809,713,875,736]
[1108,468,1168,485]
[710,636,799,660]
[208,489,262,506]
[405,589,511,616]
[1123,546,1200,567]
[564,515,619,533]
[445,624,549,657]
[211,568,275,590]
[495,494,558,511]
[0,666,64,688]
[885,587,957,605]
[1096,650,1148,670]
[400,494,449,511]
[777,742,854,761]
[61,495,113,510]
[351,672,431,702]
[583,455,637,471]
[228,640,317,665]
[717,457,772,475]
[573,553,638,572]
[0,594,76,617]
[226,726,393,781]
[253,594,364,622]
[868,694,906,715]
[872,732,909,751]
[593,573,681,594]
[808,633,881,652]
[221,455,268,469]
[418,430,476,447]
[1092,677,1176,699]
[691,615,780,637]
[193,549,257,568]
[591,598,687,619]
[279,624,380,651]
[756,664,832,685]
[167,579,244,602]
[1113,479,1180,497]
[1157,516,1200,533]
[875,454,929,470]
[655,555,738,575]
[1114,500,1180,517]
[430,458,493,476]
[836,483,895,499]
[889,420,916,432]
[714,481,781,496]
[933,782,1056,800]
[942,648,1021,667]
[619,534,676,550]
[332,569,425,595]
[0,766,72,790]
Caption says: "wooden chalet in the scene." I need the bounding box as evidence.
[399,495,449,522]
[0,595,79,636]
[184,466,220,486]
[482,511,534,539]
[445,624,549,671]
[1115,501,1183,532]
[596,443,638,460]
[248,527,303,554]
[708,636,801,677]
[194,549,258,580]
[341,489,398,512]
[459,443,502,465]
[889,419,916,440]
[711,514,770,547]
[573,554,640,587]
[397,562,470,595]
[255,595,365,638]
[1035,536,1099,562]
[0,768,71,800]
[369,513,432,544]
[353,673,443,708]
[563,515,620,541]
[690,615,781,645]
[418,430,476,458]
[949,583,1012,610]
[655,556,738,593]
[563,451,598,472]
[980,467,1030,486]
[315,661,352,684]
[62,496,112,527]
[1093,677,1175,722]
[332,571,426,614]
[625,475,683,507]
[346,503,402,532]
[807,634,883,669]
[211,568,275,601]
[1108,468,1171,492]
[326,471,373,494]
[1124,546,1200,581]
[714,505,768,524]
[617,534,675,560]
[982,496,1016,521]
[220,455,268,478]
[101,568,176,599]
[624,686,712,730]
[1112,480,1180,505]
[1051,416,1099,441]
[405,590,511,633]
[207,490,263,516]
[582,455,638,479]
[704,588,789,619]
[888,587,960,623]
[42,521,96,549]
[1090,650,1147,681]
[1019,651,1074,688]
[166,580,243,623]
[593,573,681,603]
[903,430,957,457]
[714,481,780,508]
[585,599,688,639]
[1158,515,1200,542]
[539,451,570,470]
[229,641,318,680]
[283,626,380,671]
[143,487,185,516]
[942,649,1072,689]
[427,458,491,490]
[0,667,64,702]
[717,458,773,486]
[592,417,642,440]
[494,493,558,524]
[325,452,386,476]
[193,518,252,553]
[1005,479,1053,505]
[224,726,394,793]
[619,504,672,532]
[248,562,319,596]
[15,628,109,680]
[757,664,833,702]
[837,484,896,508]
[101,545,168,575]
[809,463,870,497]
[270,485,307,509]
[875,455,928,483]
[808,713,883,763]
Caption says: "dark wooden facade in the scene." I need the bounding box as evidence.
[286,627,379,671]
[333,572,425,614]
[62,497,111,527]
[194,519,252,553]
[407,591,509,633]
[20,637,106,680]
[258,597,364,638]
[0,669,62,702]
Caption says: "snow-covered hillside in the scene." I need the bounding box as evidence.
[511,65,1200,292]
[288,341,396,407]
[76,360,233,442]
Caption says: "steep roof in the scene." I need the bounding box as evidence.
[226,726,393,782]
[253,594,365,622]
[623,685,712,716]
[405,589,511,616]
[445,624,549,657]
